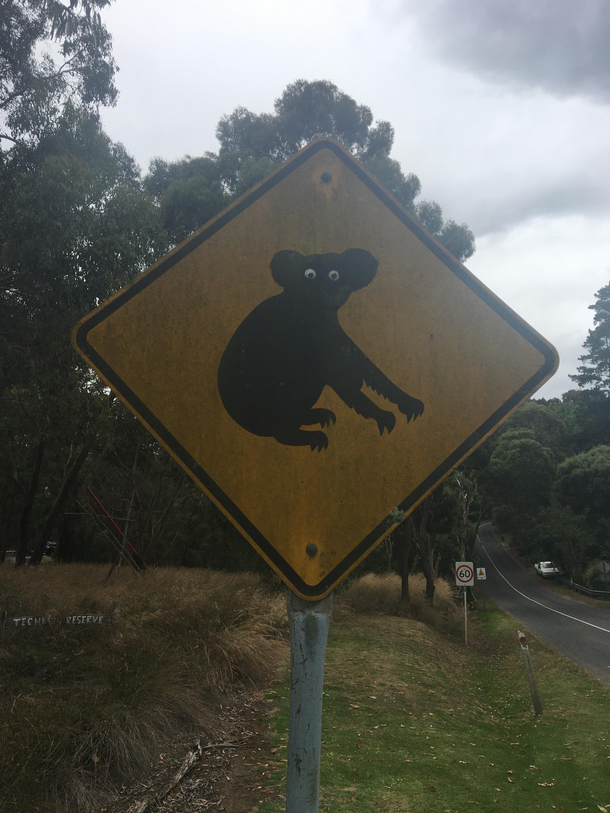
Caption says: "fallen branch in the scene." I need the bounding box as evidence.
[126,740,203,813]
[123,738,248,813]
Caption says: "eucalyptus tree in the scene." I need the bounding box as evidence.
[570,281,610,392]
[1,107,168,564]
[145,80,476,262]
[0,0,117,149]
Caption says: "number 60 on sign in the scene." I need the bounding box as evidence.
[455,562,475,587]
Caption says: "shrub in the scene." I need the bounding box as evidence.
[0,564,288,813]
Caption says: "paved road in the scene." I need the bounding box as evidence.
[475,521,610,687]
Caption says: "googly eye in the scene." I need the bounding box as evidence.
[304,268,316,279]
[329,270,340,281]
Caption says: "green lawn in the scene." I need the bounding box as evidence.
[259,603,610,813]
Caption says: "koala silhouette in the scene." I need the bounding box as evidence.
[217,248,424,451]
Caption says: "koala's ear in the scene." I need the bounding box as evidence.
[269,250,304,288]
[340,248,378,290]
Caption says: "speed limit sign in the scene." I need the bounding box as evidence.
[455,562,475,587]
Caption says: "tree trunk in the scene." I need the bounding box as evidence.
[415,497,436,604]
[394,518,414,603]
[29,443,91,565]
[468,509,484,560]
[0,462,15,562]
[57,511,75,562]
[16,440,45,566]
[143,470,186,563]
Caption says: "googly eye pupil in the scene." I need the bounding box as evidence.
[329,270,340,281]
[305,268,316,279]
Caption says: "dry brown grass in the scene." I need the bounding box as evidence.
[336,572,463,636]
[0,564,289,813]
[0,564,464,812]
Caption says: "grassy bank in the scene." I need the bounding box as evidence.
[0,563,289,813]
[260,573,610,812]
[3,566,610,813]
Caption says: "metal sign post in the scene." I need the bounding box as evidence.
[286,591,333,813]
[463,588,468,645]
[455,562,474,644]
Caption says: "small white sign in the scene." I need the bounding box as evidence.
[477,567,486,580]
[455,562,475,587]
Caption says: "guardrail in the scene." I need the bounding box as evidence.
[557,577,610,600]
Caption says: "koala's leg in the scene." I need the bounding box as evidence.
[361,364,424,422]
[301,408,336,429]
[331,384,396,436]
[273,427,329,452]
[333,334,424,423]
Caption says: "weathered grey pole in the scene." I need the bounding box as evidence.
[463,588,468,645]
[518,630,543,716]
[286,590,333,813]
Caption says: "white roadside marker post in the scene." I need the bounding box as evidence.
[518,630,543,716]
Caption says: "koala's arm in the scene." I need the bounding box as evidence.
[332,333,425,422]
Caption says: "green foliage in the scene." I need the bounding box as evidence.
[542,388,610,452]
[570,280,610,392]
[216,79,392,162]
[479,429,556,547]
[413,200,476,262]
[499,399,572,460]
[555,445,610,529]
[432,217,476,262]
[462,278,610,573]
[146,79,476,261]
[531,504,591,579]
[143,153,228,244]
[0,103,167,561]
[0,0,117,148]
[476,385,609,573]
[1,105,165,338]
[361,154,421,210]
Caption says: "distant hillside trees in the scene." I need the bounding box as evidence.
[474,282,610,583]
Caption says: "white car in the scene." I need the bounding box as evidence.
[535,561,560,578]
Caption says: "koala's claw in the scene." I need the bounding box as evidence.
[376,410,396,436]
[397,395,425,422]
[317,409,336,428]
[309,431,329,452]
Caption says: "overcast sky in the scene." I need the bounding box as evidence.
[99,0,610,399]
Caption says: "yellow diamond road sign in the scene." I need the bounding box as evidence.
[73,139,558,599]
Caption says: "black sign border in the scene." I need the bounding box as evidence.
[74,139,557,598]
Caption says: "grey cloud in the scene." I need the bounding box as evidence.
[471,181,610,235]
[404,0,610,101]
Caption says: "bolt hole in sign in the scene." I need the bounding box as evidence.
[455,562,475,587]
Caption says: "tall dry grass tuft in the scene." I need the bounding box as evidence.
[0,564,289,813]
[336,572,463,636]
